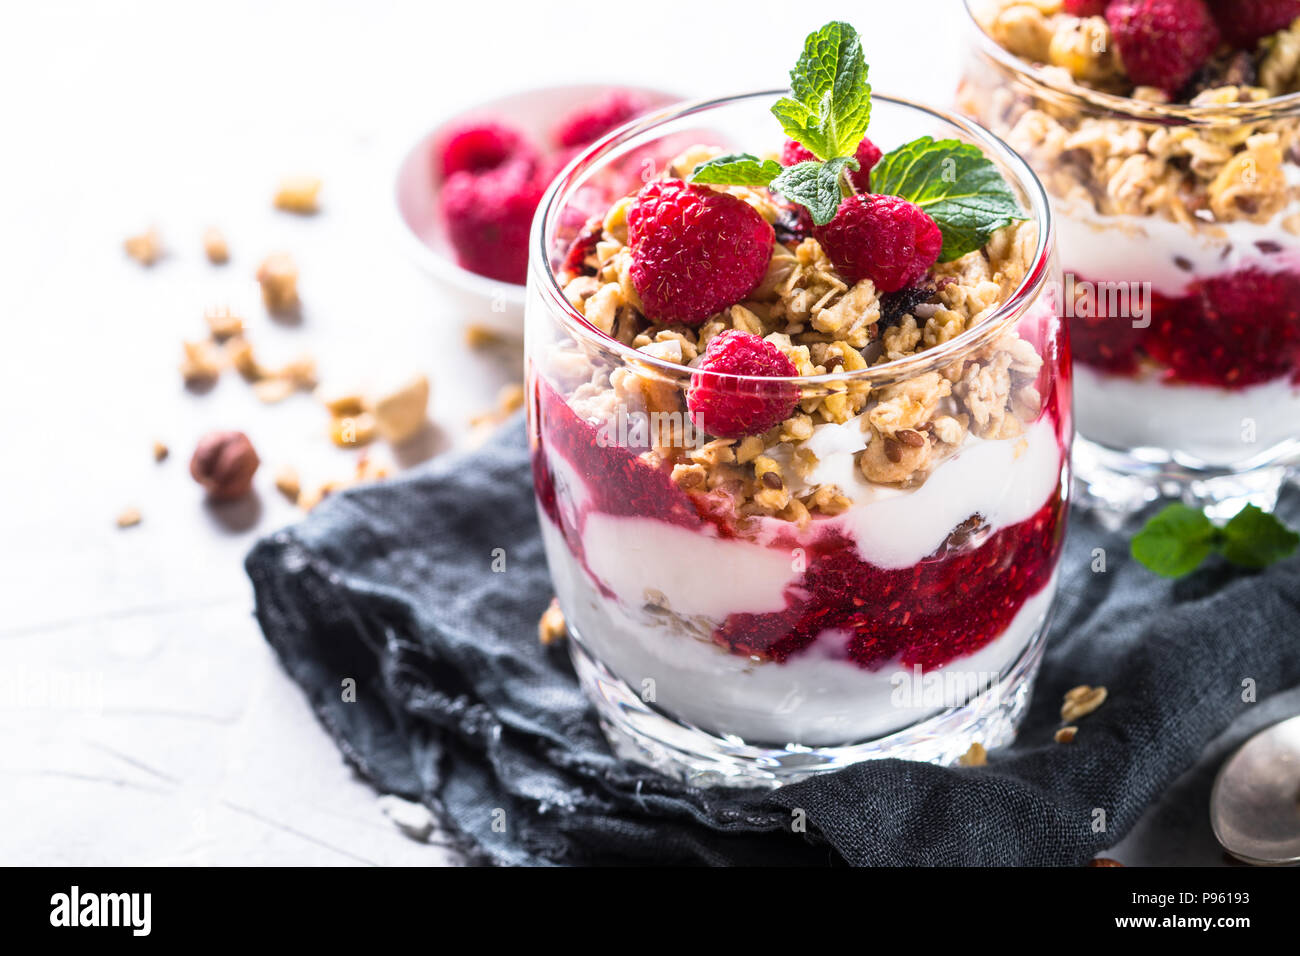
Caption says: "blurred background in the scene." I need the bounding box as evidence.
[0,0,1251,866]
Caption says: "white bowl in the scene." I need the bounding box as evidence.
[393,84,681,337]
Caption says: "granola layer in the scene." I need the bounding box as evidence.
[968,1,1300,228]
[547,146,1047,526]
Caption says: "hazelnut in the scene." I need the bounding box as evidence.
[189,430,260,500]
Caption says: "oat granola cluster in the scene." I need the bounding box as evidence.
[548,146,1045,527]
[969,1,1300,227]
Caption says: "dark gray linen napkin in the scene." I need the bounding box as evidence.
[245,417,1300,866]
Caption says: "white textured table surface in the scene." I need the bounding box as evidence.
[0,0,1251,866]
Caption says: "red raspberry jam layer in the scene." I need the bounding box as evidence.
[532,379,1067,673]
[1068,267,1300,388]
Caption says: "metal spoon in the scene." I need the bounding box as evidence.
[1210,714,1300,866]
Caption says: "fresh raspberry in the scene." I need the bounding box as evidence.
[1106,0,1221,93]
[437,121,533,180]
[626,179,774,323]
[686,331,799,439]
[552,90,651,149]
[441,158,543,284]
[1064,0,1111,15]
[781,136,882,192]
[1210,0,1300,47]
[813,194,943,293]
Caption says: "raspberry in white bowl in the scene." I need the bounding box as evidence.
[393,85,677,334]
[961,0,1300,511]
[525,23,1070,785]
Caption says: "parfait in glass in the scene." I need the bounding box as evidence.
[961,0,1300,512]
[528,24,1070,785]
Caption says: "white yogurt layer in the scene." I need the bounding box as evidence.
[1057,202,1300,297]
[545,511,1056,745]
[536,415,1063,745]
[1074,365,1300,467]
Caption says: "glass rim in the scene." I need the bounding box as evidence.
[962,0,1300,123]
[528,88,1055,387]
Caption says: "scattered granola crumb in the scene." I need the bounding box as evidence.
[225,337,264,382]
[204,305,244,341]
[369,373,429,444]
[180,339,224,386]
[203,227,229,264]
[465,324,507,348]
[273,465,301,503]
[958,742,988,767]
[115,507,142,529]
[253,377,296,404]
[274,175,322,214]
[1055,725,1078,744]
[1061,685,1108,723]
[124,227,163,266]
[330,412,377,447]
[152,440,169,463]
[297,455,391,510]
[315,381,365,416]
[256,252,299,313]
[471,382,525,427]
[276,354,317,390]
[538,598,567,645]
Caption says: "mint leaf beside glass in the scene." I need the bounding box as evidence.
[1131,503,1299,578]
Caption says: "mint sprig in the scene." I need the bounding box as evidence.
[1131,504,1299,578]
[771,156,859,226]
[686,20,1026,260]
[871,137,1027,262]
[771,21,872,162]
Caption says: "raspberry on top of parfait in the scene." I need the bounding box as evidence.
[552,21,1046,508]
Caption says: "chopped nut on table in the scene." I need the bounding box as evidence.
[470,382,525,427]
[202,227,229,264]
[189,430,260,500]
[276,354,317,390]
[368,373,429,444]
[256,252,299,313]
[180,339,224,386]
[115,507,142,529]
[957,742,988,767]
[273,175,322,214]
[1060,685,1108,724]
[124,227,163,266]
[330,412,377,447]
[273,465,301,503]
[538,598,567,645]
[152,441,169,463]
[315,381,365,417]
[297,455,391,510]
[465,324,507,349]
[226,337,266,381]
[253,377,296,404]
[1055,725,1078,744]
[204,305,244,341]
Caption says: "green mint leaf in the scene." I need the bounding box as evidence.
[771,21,871,161]
[870,136,1026,262]
[1131,504,1218,578]
[689,153,784,188]
[1219,504,1300,570]
[771,157,859,226]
